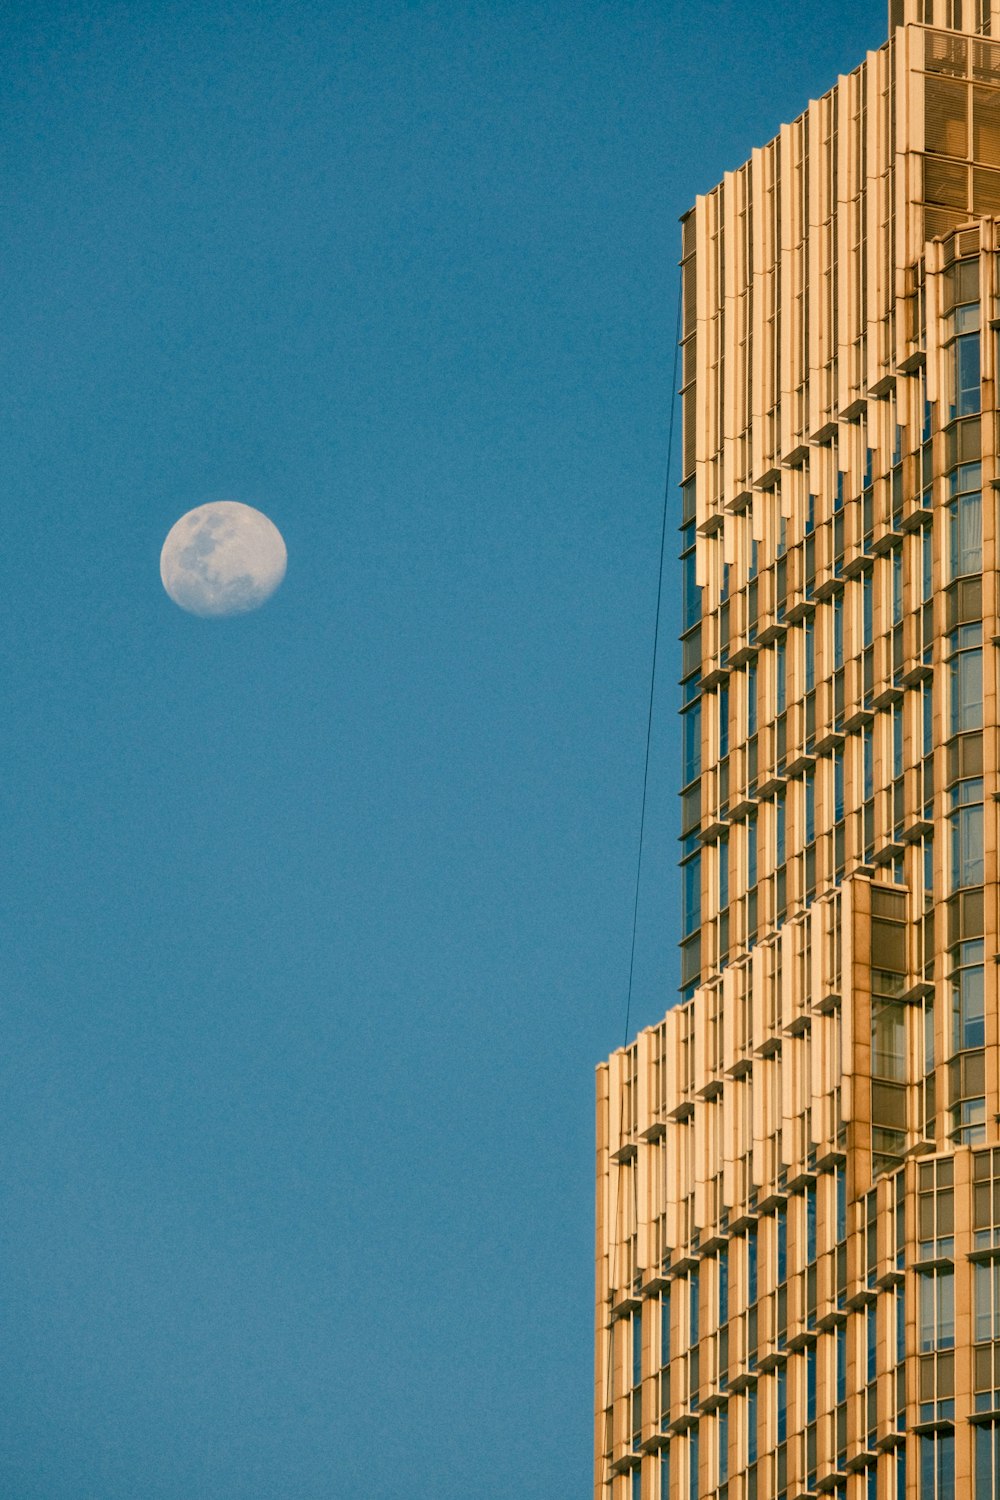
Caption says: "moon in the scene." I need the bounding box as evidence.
[160,501,287,617]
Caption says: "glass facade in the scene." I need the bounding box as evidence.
[598,5,1000,1497]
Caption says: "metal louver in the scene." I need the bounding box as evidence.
[924,204,968,238]
[924,155,969,206]
[925,75,970,157]
[926,31,968,77]
[972,39,1000,81]
[972,84,1000,161]
[972,163,1000,209]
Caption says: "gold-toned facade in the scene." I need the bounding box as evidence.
[597,5,1000,1499]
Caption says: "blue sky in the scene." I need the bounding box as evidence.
[3,2,881,1494]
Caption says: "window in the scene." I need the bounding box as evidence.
[919,1269,955,1352]
[871,911,908,1100]
[949,777,984,889]
[891,546,903,625]
[836,1166,847,1242]
[836,1323,847,1404]
[717,1405,729,1486]
[951,940,985,1050]
[949,321,981,420]
[804,773,815,844]
[683,539,700,630]
[976,1423,1000,1500]
[974,1150,1000,1249]
[806,1184,817,1263]
[894,1449,907,1500]
[683,703,701,784]
[682,854,701,937]
[919,1430,955,1500]
[948,623,983,733]
[958,1097,988,1144]
[872,998,907,1081]
[975,1261,1000,1342]
[631,1307,643,1454]
[804,618,815,691]
[747,1383,758,1464]
[948,463,983,577]
[892,702,904,778]
[683,628,702,692]
[919,1160,955,1258]
[718,685,730,758]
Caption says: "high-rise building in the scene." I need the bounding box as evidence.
[596,4,1000,1498]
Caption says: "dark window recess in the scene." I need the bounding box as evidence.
[871,917,907,970]
[945,415,981,467]
[947,732,983,784]
[946,576,982,629]
[947,888,984,943]
[719,601,730,659]
[776,557,787,618]
[681,785,701,835]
